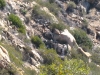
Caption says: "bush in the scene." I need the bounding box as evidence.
[71,28,93,49]
[51,23,66,31]
[31,36,44,47]
[8,14,26,33]
[40,59,90,75]
[68,1,76,9]
[0,0,6,9]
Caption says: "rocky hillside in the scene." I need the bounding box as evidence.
[0,0,100,75]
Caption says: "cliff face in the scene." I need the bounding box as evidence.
[0,0,100,75]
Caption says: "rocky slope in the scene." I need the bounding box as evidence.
[0,0,100,75]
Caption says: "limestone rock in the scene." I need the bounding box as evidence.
[30,50,43,63]
[3,31,25,51]
[0,45,10,68]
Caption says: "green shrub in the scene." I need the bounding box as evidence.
[51,23,66,31]
[71,28,93,49]
[68,1,76,9]
[31,36,44,47]
[39,47,90,75]
[39,48,59,65]
[8,14,26,33]
[18,26,26,33]
[40,59,90,75]
[0,0,6,9]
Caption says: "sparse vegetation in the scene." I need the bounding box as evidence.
[34,0,60,15]
[0,0,6,9]
[51,23,66,31]
[32,5,52,20]
[39,48,90,75]
[8,14,26,34]
[42,2,60,15]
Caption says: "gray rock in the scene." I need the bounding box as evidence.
[0,45,11,68]
[96,2,100,10]
[79,1,90,14]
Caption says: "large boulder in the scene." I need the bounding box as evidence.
[53,29,77,48]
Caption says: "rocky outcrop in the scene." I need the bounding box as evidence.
[0,45,10,68]
[3,30,25,52]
